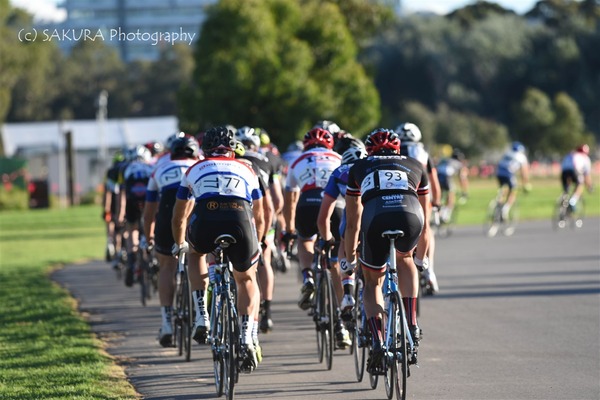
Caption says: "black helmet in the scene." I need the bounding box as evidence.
[202,126,236,154]
[333,133,365,155]
[171,136,200,159]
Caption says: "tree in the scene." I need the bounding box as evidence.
[179,0,380,144]
[511,87,554,155]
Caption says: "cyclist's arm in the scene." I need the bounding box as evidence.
[171,198,194,246]
[283,189,299,233]
[252,196,266,243]
[261,190,273,243]
[520,160,530,187]
[269,177,284,215]
[415,193,430,261]
[459,165,469,195]
[142,200,158,245]
[117,189,126,224]
[344,194,362,265]
[429,168,442,207]
[317,193,337,242]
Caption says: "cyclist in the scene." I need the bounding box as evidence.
[344,128,430,373]
[283,126,352,349]
[496,141,531,220]
[102,151,126,269]
[144,141,165,165]
[560,144,593,212]
[143,136,201,347]
[397,122,441,293]
[172,126,265,373]
[436,148,469,223]
[117,145,154,287]
[317,144,367,320]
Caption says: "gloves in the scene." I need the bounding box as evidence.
[414,256,429,272]
[281,231,297,245]
[171,241,189,257]
[139,236,148,251]
[340,258,357,276]
[102,211,111,222]
[316,237,335,254]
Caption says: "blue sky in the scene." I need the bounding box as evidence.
[11,0,543,23]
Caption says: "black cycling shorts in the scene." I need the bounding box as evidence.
[295,189,342,245]
[125,198,144,224]
[153,189,177,256]
[359,194,424,269]
[187,198,260,272]
[561,170,582,192]
[438,174,454,192]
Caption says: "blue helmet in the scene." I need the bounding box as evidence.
[512,141,525,153]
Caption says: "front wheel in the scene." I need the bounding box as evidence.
[352,279,366,382]
[393,294,407,400]
[181,272,193,362]
[320,271,334,370]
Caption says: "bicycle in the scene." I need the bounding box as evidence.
[484,189,519,238]
[173,250,193,361]
[552,194,585,230]
[351,267,378,389]
[208,234,241,400]
[378,230,418,400]
[138,234,159,306]
[310,243,336,370]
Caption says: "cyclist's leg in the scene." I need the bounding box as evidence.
[257,231,274,333]
[156,252,176,346]
[188,251,210,343]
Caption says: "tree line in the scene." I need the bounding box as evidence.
[0,0,597,160]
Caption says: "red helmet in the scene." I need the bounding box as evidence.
[365,128,401,155]
[576,144,590,155]
[303,128,334,150]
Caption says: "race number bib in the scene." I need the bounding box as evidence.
[193,174,247,198]
[361,170,408,193]
[298,166,331,189]
[156,168,183,188]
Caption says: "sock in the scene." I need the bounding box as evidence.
[193,290,206,321]
[241,315,253,345]
[161,306,172,325]
[262,299,271,319]
[368,317,383,347]
[402,297,418,326]
[252,318,259,343]
[342,276,354,295]
[302,269,313,284]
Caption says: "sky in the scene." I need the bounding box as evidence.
[11,0,542,23]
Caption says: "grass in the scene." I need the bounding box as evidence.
[0,205,137,400]
[0,178,597,399]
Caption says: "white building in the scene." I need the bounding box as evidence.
[1,116,179,198]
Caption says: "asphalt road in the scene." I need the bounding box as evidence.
[53,218,600,400]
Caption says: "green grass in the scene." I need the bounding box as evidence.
[0,206,137,400]
[451,176,600,226]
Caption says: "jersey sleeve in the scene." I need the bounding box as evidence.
[417,166,430,196]
[285,167,299,192]
[345,165,361,197]
[175,172,193,200]
[323,172,340,199]
[145,175,159,202]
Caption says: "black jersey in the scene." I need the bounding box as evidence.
[346,155,429,204]
[242,150,275,195]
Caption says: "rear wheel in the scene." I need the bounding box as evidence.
[484,200,501,238]
[352,279,366,382]
[212,294,225,397]
[181,272,193,362]
[173,278,183,356]
[322,271,334,370]
[226,298,238,400]
[393,294,407,400]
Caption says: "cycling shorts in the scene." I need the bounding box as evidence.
[358,195,424,270]
[187,198,260,272]
[438,174,454,192]
[125,198,144,224]
[561,170,582,192]
[153,190,177,256]
[497,175,517,190]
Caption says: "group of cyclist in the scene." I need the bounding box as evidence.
[101,120,593,377]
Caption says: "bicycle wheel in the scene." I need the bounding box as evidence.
[181,271,193,362]
[212,293,225,397]
[393,293,407,400]
[503,202,519,236]
[173,277,183,356]
[352,279,366,382]
[569,198,585,229]
[369,355,379,389]
[226,297,238,400]
[484,200,501,238]
[384,299,395,399]
[139,262,150,306]
[321,271,334,370]
[552,196,568,230]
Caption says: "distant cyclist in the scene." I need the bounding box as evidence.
[344,128,430,373]
[102,151,126,269]
[560,144,593,212]
[172,126,265,373]
[436,148,469,223]
[496,141,531,220]
[143,136,201,347]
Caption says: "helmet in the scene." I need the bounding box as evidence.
[576,144,590,155]
[365,128,401,155]
[451,148,465,161]
[396,123,422,143]
[287,140,303,153]
[144,141,164,156]
[202,126,236,155]
[511,141,525,153]
[112,150,124,164]
[165,132,187,151]
[341,146,367,165]
[334,134,365,155]
[303,127,334,150]
[125,145,152,163]
[255,128,270,146]
[313,120,341,136]
[235,126,260,149]
[233,140,246,157]
[170,136,200,159]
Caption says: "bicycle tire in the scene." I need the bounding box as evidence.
[384,298,395,399]
[369,365,379,389]
[173,277,183,356]
[226,294,238,400]
[552,196,568,230]
[211,290,225,397]
[393,293,407,400]
[484,200,501,238]
[181,271,193,362]
[352,278,366,382]
[322,270,334,371]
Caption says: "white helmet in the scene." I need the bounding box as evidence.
[165,131,187,151]
[341,146,367,165]
[396,122,422,143]
[235,126,260,149]
[124,145,152,163]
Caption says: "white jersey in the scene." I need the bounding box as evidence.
[400,142,430,169]
[497,151,528,177]
[285,147,341,192]
[561,152,591,175]
[154,152,172,169]
[177,157,262,203]
[146,158,198,201]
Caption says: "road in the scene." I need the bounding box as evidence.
[53,219,600,400]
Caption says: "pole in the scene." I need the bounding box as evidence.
[65,130,75,206]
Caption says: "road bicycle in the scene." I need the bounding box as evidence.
[351,268,378,389]
[208,234,241,400]
[137,234,159,306]
[379,230,417,400]
[310,243,336,370]
[173,250,193,361]
[552,193,585,230]
[484,189,519,238]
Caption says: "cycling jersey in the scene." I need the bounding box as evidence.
[400,142,434,173]
[146,158,197,255]
[346,155,429,269]
[242,150,275,196]
[560,151,592,191]
[121,161,154,223]
[496,151,528,189]
[285,148,342,193]
[437,157,463,192]
[324,163,352,237]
